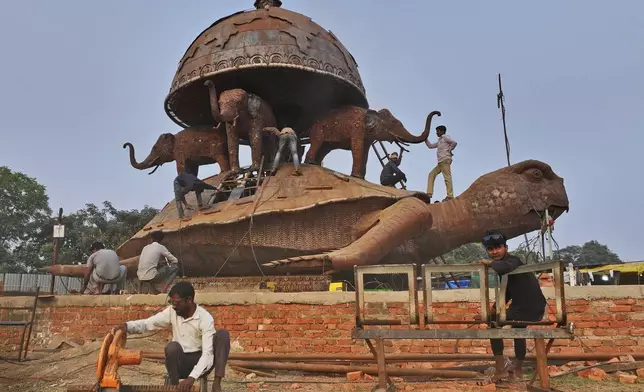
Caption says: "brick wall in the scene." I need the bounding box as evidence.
[1,287,643,356]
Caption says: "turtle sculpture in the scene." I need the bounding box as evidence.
[106,159,568,277]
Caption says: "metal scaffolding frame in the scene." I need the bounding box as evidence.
[352,262,574,392]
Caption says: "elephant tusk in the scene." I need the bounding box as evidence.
[394,140,410,152]
[148,164,161,175]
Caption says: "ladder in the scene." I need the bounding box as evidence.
[370,141,407,189]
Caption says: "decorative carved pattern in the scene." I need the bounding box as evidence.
[170,52,364,94]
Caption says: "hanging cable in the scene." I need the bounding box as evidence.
[498,73,533,253]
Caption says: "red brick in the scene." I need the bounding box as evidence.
[609,305,632,312]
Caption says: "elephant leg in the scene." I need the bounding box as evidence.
[360,145,370,178]
[250,127,262,169]
[350,138,366,178]
[304,140,323,165]
[226,122,240,172]
[215,154,230,172]
[316,144,334,165]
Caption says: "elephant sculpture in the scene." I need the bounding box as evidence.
[123,125,230,176]
[204,80,277,172]
[305,106,441,178]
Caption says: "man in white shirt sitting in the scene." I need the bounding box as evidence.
[137,231,180,294]
[112,282,230,392]
[425,125,458,202]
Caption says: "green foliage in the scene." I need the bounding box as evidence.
[554,241,621,266]
[0,166,52,248]
[441,243,487,264]
[0,166,158,272]
[51,201,159,265]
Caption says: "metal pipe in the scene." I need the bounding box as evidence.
[141,351,644,362]
[228,360,481,378]
[41,256,140,278]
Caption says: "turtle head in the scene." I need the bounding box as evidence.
[461,159,569,240]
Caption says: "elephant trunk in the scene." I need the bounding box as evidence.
[204,80,227,123]
[123,142,159,170]
[397,110,442,143]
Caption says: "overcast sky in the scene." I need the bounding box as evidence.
[0,1,641,260]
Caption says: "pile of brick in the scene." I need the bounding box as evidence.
[548,354,644,384]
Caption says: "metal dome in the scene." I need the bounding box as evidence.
[164,0,368,142]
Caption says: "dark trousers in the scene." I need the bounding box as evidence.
[490,308,545,360]
[380,173,404,187]
[165,329,231,384]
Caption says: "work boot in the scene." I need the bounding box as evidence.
[270,169,277,176]
[442,196,453,202]
[292,169,302,176]
[491,355,510,382]
[510,359,525,379]
[212,376,222,392]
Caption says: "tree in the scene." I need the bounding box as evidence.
[0,166,52,248]
[441,243,487,264]
[511,241,543,265]
[49,201,159,266]
[553,245,581,265]
[556,241,621,266]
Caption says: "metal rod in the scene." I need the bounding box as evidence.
[228,360,480,378]
[230,365,276,378]
[136,352,644,362]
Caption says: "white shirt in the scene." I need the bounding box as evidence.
[126,305,215,380]
[137,242,179,281]
[425,134,457,163]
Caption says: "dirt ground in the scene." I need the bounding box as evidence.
[0,335,642,392]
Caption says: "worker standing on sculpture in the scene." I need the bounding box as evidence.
[379,151,407,187]
[268,126,302,176]
[137,231,180,294]
[425,125,457,201]
[174,170,218,218]
[479,231,547,382]
[81,242,127,295]
[112,282,231,392]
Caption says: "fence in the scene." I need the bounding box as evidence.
[0,273,83,294]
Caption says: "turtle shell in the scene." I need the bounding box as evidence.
[164,1,368,143]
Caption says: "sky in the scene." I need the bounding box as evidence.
[0,1,642,260]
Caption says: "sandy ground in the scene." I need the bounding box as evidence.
[0,335,642,392]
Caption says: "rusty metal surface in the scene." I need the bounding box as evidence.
[352,327,574,340]
[227,360,480,378]
[165,1,367,137]
[110,160,569,277]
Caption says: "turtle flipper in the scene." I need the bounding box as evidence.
[263,197,432,270]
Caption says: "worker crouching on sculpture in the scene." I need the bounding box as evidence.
[266,126,302,176]
[112,282,231,392]
[479,231,547,382]
[81,241,127,295]
[137,231,180,294]
[379,151,407,187]
[174,170,219,218]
